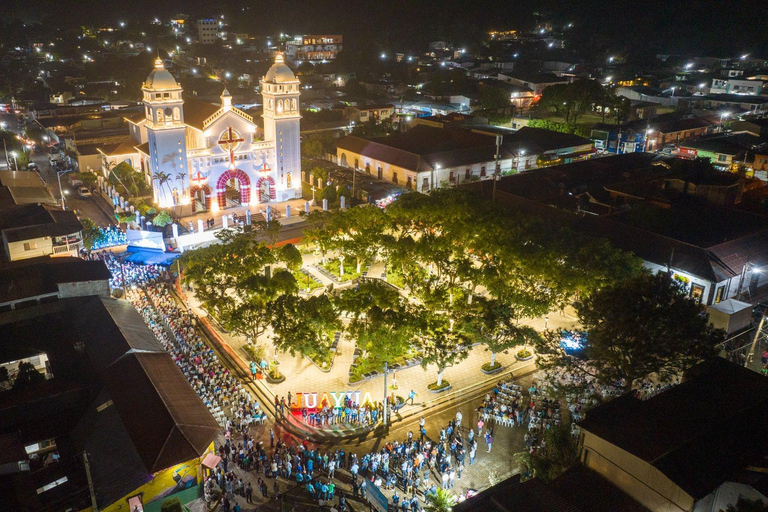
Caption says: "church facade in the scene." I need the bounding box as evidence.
[114,54,302,212]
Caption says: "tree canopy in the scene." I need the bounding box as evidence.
[534,273,723,392]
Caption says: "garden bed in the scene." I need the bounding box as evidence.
[348,349,421,384]
[481,362,504,374]
[515,349,535,361]
[293,268,323,292]
[428,381,452,392]
[320,259,363,282]
[385,267,406,289]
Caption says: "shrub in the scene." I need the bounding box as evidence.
[160,497,182,512]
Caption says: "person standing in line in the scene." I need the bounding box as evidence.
[245,482,253,503]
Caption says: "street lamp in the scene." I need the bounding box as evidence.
[57,169,74,210]
[644,128,655,152]
[720,112,731,132]
[738,262,762,300]
[10,151,17,170]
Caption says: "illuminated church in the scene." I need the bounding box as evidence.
[120,54,302,212]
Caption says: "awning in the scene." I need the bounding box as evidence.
[201,453,221,469]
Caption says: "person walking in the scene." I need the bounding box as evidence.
[270,428,275,448]
[486,432,493,453]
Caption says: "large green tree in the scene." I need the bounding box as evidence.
[468,297,541,367]
[419,314,471,387]
[534,273,723,392]
[270,294,341,358]
[336,279,418,363]
[328,205,388,273]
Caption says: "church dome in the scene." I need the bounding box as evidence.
[264,54,296,83]
[143,58,179,90]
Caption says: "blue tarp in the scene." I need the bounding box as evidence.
[124,246,181,267]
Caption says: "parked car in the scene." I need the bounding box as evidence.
[77,187,92,198]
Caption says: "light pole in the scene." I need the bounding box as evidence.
[737,262,761,300]
[10,151,18,171]
[432,163,440,192]
[719,112,731,133]
[644,128,655,152]
[57,169,74,210]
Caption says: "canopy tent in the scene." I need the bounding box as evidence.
[124,246,180,267]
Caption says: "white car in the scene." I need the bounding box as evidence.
[77,187,92,197]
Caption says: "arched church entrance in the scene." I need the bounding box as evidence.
[216,169,251,209]
[189,185,212,212]
[256,176,276,203]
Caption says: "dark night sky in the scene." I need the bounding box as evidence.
[5,0,768,57]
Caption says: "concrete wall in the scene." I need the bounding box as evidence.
[582,431,695,512]
[58,280,110,299]
[4,236,54,261]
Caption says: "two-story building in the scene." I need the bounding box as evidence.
[343,104,396,124]
[0,204,84,262]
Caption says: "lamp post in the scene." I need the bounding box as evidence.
[57,169,74,210]
[719,112,731,133]
[644,128,655,152]
[10,151,18,171]
[432,163,440,192]
[737,262,761,300]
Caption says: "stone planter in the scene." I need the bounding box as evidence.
[515,351,535,362]
[267,373,286,384]
[481,363,504,374]
[428,382,452,393]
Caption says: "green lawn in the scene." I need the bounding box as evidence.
[386,266,406,289]
[349,348,420,382]
[293,268,323,292]
[321,259,362,282]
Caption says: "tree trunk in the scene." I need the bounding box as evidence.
[491,351,496,366]
[467,292,473,305]
[436,369,444,387]
[356,258,361,274]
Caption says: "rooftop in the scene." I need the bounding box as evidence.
[0,257,110,303]
[0,296,219,510]
[0,204,82,244]
[578,358,768,499]
[0,171,56,206]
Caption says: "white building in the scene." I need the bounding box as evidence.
[114,55,302,212]
[710,77,764,95]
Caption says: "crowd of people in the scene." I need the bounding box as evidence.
[101,253,163,291]
[101,258,514,511]
[103,260,271,508]
[293,399,386,429]
[91,225,128,249]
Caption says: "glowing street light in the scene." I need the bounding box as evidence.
[380,52,386,59]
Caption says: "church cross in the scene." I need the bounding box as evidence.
[217,127,244,169]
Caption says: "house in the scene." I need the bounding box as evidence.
[285,35,343,64]
[677,138,746,169]
[504,72,571,96]
[711,77,764,95]
[343,104,396,124]
[0,204,84,262]
[0,295,220,512]
[336,125,514,192]
[335,124,592,192]
[578,359,768,512]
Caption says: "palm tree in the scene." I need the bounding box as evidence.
[425,488,457,512]
[152,170,173,206]
[105,161,132,197]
